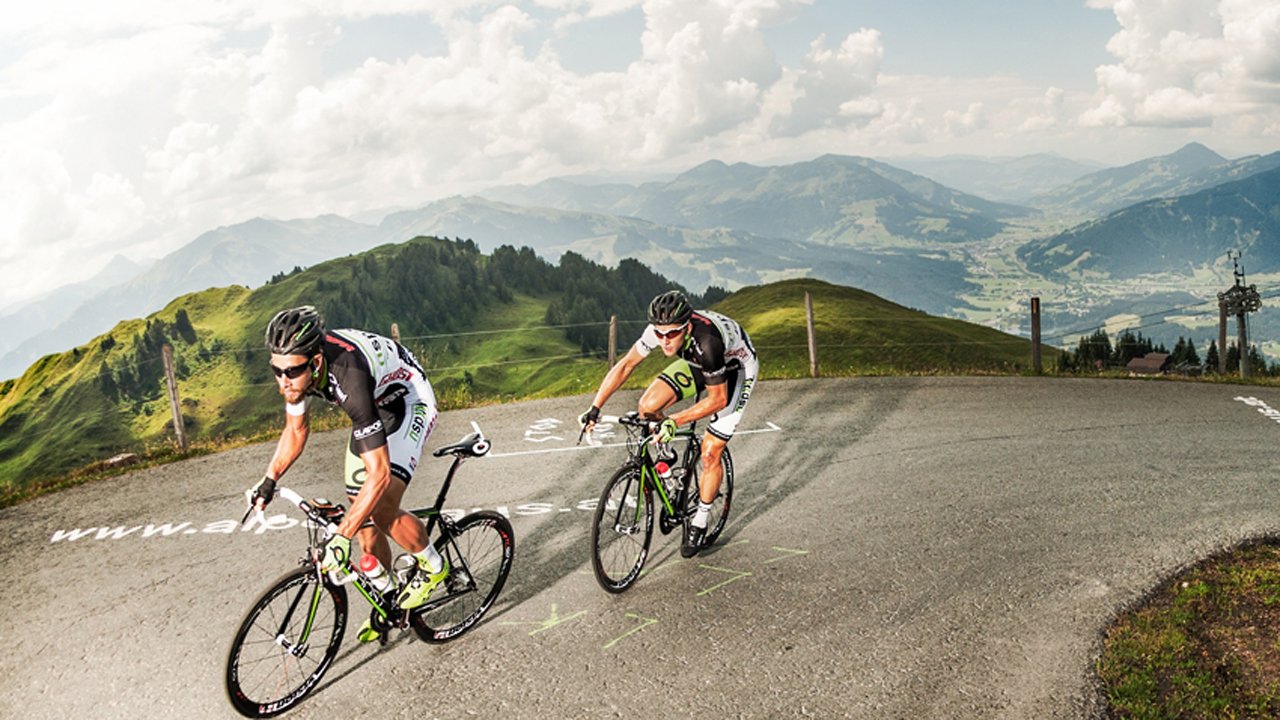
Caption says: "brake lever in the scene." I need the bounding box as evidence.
[240,502,266,527]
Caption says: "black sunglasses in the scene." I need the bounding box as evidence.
[270,361,311,379]
[654,325,686,339]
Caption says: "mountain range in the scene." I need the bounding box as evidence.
[1029,142,1280,217]
[877,153,1103,204]
[6,142,1280,381]
[1019,164,1280,279]
[481,153,1033,243]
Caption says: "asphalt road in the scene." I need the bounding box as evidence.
[4,376,1280,719]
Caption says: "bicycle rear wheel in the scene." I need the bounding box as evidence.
[591,464,654,593]
[410,510,514,643]
[686,446,733,547]
[225,567,348,718]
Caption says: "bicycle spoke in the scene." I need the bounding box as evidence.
[410,511,514,643]
[226,568,347,718]
[591,466,653,593]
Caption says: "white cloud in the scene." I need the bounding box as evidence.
[1016,87,1067,133]
[766,28,883,136]
[1082,0,1280,128]
[944,102,986,137]
[2,0,1279,310]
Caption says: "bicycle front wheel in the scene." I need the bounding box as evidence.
[410,510,514,643]
[591,464,654,593]
[225,567,348,718]
[687,446,733,547]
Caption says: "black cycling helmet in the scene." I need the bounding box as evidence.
[647,290,693,326]
[265,305,326,356]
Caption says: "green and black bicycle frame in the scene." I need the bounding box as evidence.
[618,417,699,529]
[285,450,487,646]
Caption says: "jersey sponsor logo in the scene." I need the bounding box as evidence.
[726,346,752,360]
[353,420,383,440]
[328,375,348,403]
[408,404,431,443]
[367,335,387,364]
[377,385,408,409]
[377,366,414,388]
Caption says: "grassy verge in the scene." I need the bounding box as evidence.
[1099,540,1280,718]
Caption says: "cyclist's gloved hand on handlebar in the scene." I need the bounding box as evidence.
[320,534,351,574]
[656,418,678,444]
[245,475,276,509]
[578,405,600,430]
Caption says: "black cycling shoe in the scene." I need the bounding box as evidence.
[681,525,706,558]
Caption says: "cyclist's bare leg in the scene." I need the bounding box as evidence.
[356,523,394,570]
[637,378,678,419]
[366,477,430,565]
[698,434,728,504]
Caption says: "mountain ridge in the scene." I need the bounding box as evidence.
[1019,164,1280,279]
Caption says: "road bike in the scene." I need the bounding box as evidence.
[588,411,733,593]
[225,423,514,718]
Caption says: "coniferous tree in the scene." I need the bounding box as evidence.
[1075,329,1111,371]
[1226,343,1240,373]
[1248,344,1267,375]
[1205,340,1219,372]
[1185,338,1200,366]
[1057,346,1076,373]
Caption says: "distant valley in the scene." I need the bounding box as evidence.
[5,142,1280,381]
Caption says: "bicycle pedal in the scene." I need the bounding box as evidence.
[659,511,678,535]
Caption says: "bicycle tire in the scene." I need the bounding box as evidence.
[225,567,348,718]
[591,464,654,593]
[410,510,514,643]
[686,446,733,547]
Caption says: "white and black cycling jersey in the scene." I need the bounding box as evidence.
[634,309,758,386]
[287,329,437,456]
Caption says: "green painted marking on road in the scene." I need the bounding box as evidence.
[603,612,658,649]
[639,559,676,579]
[500,603,587,636]
[719,538,750,550]
[696,565,753,596]
[764,547,810,564]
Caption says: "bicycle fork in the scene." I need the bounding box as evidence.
[273,573,331,659]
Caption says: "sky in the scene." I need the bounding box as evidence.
[1,0,1279,311]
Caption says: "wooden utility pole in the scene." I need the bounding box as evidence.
[607,315,618,368]
[1030,297,1042,374]
[1239,311,1251,379]
[1218,301,1228,375]
[805,292,819,378]
[161,344,187,451]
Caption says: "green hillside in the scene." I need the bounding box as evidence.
[723,278,1045,376]
[0,239,1051,506]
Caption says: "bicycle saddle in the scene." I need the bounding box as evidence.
[432,432,490,458]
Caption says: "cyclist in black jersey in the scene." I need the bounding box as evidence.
[579,290,758,557]
[245,306,448,642]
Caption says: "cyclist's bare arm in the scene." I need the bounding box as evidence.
[337,444,393,538]
[669,382,728,427]
[584,345,647,431]
[266,408,310,481]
